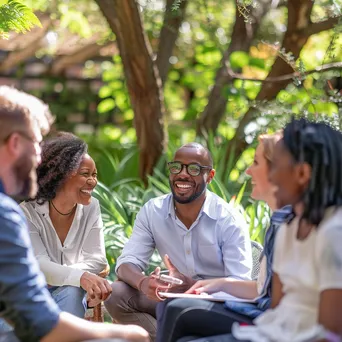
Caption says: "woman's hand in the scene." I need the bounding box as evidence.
[80,271,112,301]
[186,278,230,294]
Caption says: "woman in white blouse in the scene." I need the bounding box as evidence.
[21,132,112,318]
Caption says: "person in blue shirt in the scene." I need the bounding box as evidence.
[105,142,253,341]
[0,86,148,342]
[155,132,293,342]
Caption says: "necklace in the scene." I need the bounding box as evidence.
[50,200,76,216]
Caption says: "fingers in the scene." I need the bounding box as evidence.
[185,281,203,294]
[163,254,176,272]
[150,266,161,276]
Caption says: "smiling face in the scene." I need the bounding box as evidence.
[269,139,310,209]
[60,154,98,205]
[169,146,215,204]
[246,143,275,203]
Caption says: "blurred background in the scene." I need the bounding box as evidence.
[0,0,341,271]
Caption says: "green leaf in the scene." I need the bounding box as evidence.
[97,98,115,114]
[249,57,266,70]
[0,0,41,38]
[230,51,250,69]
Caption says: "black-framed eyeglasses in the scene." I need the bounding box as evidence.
[167,161,212,176]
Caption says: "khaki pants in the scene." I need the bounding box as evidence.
[104,281,157,342]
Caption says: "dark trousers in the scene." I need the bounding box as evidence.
[156,298,253,342]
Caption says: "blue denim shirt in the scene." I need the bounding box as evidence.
[224,206,293,319]
[0,180,60,341]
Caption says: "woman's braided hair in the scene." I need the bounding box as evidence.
[283,118,342,227]
[33,132,87,204]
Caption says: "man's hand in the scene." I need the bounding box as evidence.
[163,254,196,293]
[139,267,170,301]
[80,272,112,301]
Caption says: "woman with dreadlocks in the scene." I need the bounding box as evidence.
[179,118,342,342]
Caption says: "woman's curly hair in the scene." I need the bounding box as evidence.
[33,132,88,204]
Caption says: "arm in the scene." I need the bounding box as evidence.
[186,277,258,299]
[28,221,85,287]
[41,312,148,342]
[115,202,156,276]
[68,201,108,274]
[221,215,253,280]
[0,206,61,341]
[316,224,342,338]
[270,272,283,308]
[116,203,171,300]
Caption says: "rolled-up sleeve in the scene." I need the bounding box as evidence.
[0,204,60,341]
[115,202,155,273]
[221,214,252,280]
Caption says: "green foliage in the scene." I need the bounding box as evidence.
[0,0,41,38]
[89,137,269,273]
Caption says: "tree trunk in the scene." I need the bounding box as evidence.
[196,0,272,136]
[222,0,341,177]
[95,0,165,184]
[156,0,188,86]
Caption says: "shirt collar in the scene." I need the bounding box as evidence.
[0,179,5,194]
[166,190,218,220]
[271,205,293,224]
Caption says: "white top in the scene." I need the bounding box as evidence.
[20,198,108,287]
[233,207,342,342]
[116,191,252,281]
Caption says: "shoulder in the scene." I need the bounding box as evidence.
[141,193,171,212]
[85,197,101,212]
[0,192,26,223]
[0,193,31,246]
[317,207,342,247]
[206,191,245,225]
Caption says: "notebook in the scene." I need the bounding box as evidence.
[158,291,257,303]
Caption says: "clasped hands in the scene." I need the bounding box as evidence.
[139,254,196,301]
[80,271,112,307]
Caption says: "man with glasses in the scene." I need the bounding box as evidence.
[105,143,252,342]
[0,86,148,342]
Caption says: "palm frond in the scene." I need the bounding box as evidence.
[0,0,41,39]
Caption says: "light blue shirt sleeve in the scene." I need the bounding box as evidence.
[115,201,156,273]
[220,214,252,280]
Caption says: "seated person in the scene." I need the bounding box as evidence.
[105,142,253,341]
[181,118,342,342]
[0,86,148,342]
[21,133,111,318]
[156,132,293,342]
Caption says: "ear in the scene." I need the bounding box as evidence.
[207,168,216,184]
[297,162,311,187]
[6,133,22,158]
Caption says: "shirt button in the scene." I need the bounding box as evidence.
[186,250,191,255]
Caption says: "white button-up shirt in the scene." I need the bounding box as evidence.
[20,198,107,287]
[116,191,252,280]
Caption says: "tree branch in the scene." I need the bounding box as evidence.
[156,0,188,85]
[95,0,165,184]
[225,61,342,83]
[305,15,342,37]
